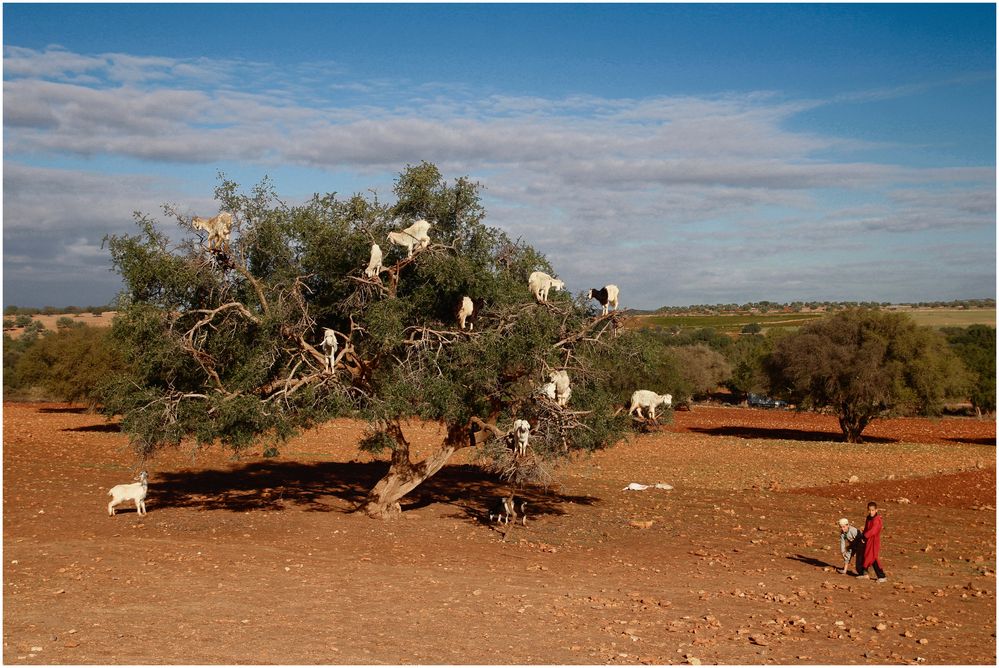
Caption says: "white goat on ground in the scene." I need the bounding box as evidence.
[550,369,571,407]
[629,390,673,421]
[321,328,338,372]
[387,219,432,258]
[108,471,148,516]
[587,284,620,316]
[191,211,234,250]
[528,271,566,303]
[364,243,383,278]
[511,419,531,456]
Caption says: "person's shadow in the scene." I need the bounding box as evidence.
[787,554,839,570]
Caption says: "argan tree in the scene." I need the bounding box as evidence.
[765,309,968,442]
[101,163,636,518]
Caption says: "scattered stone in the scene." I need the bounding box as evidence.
[848,475,860,484]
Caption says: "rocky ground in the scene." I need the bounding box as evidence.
[3,402,995,664]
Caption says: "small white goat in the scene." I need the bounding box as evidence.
[108,471,148,516]
[538,381,557,401]
[387,219,432,258]
[511,419,531,456]
[489,495,528,526]
[191,211,234,250]
[457,296,474,330]
[364,243,383,278]
[550,369,571,407]
[321,328,338,372]
[629,389,673,421]
[587,284,620,316]
[528,271,566,303]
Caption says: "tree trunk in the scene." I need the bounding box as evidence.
[838,412,870,444]
[359,421,469,519]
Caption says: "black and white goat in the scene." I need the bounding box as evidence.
[489,495,528,526]
[587,284,620,316]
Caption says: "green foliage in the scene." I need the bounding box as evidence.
[588,329,684,410]
[766,309,970,442]
[4,326,126,406]
[943,325,996,413]
[102,164,636,485]
[723,333,775,396]
[669,344,732,400]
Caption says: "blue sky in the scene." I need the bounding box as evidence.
[3,3,995,309]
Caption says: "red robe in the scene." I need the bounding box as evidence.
[863,513,883,568]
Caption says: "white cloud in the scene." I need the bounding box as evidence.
[3,45,995,307]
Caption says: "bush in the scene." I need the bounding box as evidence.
[5,325,126,406]
[669,344,732,400]
[943,325,996,414]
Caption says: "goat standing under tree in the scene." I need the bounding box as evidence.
[102,163,632,520]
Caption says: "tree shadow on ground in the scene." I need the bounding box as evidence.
[689,426,895,444]
[38,406,90,414]
[946,437,996,446]
[787,554,838,570]
[151,460,598,519]
[62,423,121,433]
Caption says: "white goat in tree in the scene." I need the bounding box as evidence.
[387,219,432,258]
[191,211,234,250]
[528,271,566,303]
[321,328,338,372]
[364,243,383,278]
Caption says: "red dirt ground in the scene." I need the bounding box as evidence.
[3,403,995,664]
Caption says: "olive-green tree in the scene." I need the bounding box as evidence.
[942,324,996,415]
[102,163,634,518]
[766,309,969,442]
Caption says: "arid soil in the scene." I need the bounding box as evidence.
[3,403,995,665]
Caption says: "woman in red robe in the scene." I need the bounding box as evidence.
[860,501,887,582]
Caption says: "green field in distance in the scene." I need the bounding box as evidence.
[630,308,996,333]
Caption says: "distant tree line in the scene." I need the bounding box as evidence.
[654,298,995,315]
[4,306,994,442]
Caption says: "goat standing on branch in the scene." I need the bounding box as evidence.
[191,211,234,250]
[587,284,620,316]
[457,296,485,331]
[321,328,338,373]
[510,419,531,456]
[364,243,383,279]
[387,219,432,258]
[550,369,572,407]
[528,271,565,303]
